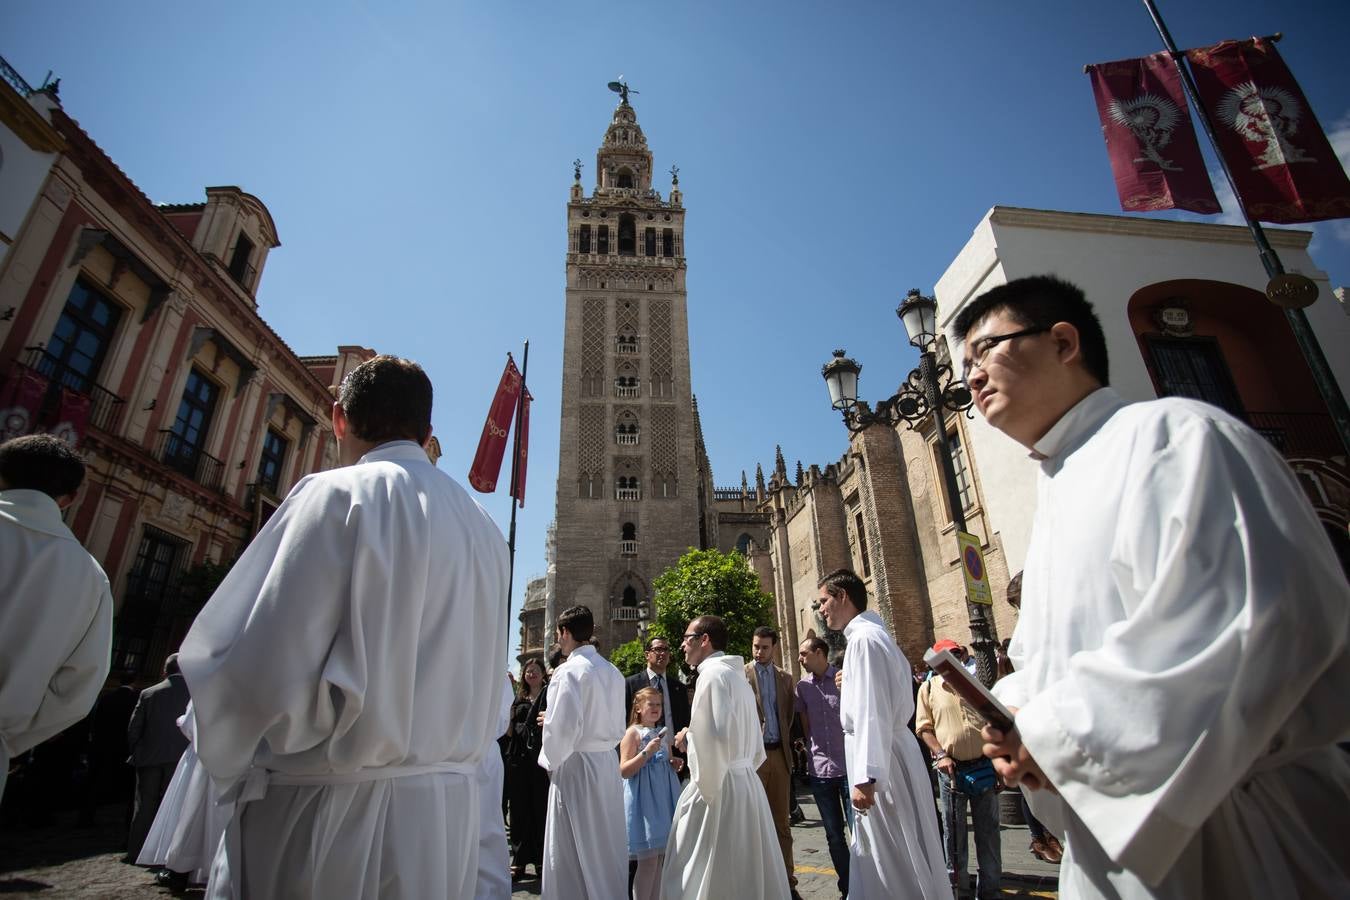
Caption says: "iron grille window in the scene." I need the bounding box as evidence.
[946,428,974,517]
[1146,336,1244,417]
[113,525,189,676]
[854,511,871,577]
[46,278,122,394]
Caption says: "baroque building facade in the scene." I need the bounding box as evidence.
[548,93,710,652]
[0,58,375,683]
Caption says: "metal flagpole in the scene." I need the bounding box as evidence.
[505,340,529,651]
[1141,0,1350,456]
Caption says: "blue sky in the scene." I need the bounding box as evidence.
[5,1,1348,660]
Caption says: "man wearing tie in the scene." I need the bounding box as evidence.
[624,637,691,761]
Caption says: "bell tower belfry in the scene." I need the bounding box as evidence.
[550,87,698,651]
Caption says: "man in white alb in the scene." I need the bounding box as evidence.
[0,434,112,800]
[537,604,626,900]
[662,615,787,900]
[955,275,1350,899]
[179,356,509,899]
[817,569,949,900]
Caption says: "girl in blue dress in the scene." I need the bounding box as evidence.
[620,686,684,900]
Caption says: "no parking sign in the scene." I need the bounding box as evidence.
[957,531,992,606]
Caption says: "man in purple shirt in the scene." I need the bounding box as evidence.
[795,636,851,897]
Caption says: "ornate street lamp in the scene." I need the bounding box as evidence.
[637,601,650,642]
[821,288,998,686]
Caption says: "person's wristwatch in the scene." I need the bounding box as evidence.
[931,750,948,770]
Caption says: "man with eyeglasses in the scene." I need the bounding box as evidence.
[662,616,787,899]
[624,637,691,765]
[955,275,1350,899]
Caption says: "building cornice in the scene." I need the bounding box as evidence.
[0,82,64,154]
[987,205,1314,250]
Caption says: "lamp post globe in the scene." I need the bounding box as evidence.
[897,288,937,349]
[821,349,861,411]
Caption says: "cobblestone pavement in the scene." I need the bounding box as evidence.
[1,786,1058,898]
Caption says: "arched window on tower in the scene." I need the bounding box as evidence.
[622,585,638,606]
[616,168,634,189]
[736,533,753,555]
[621,522,638,556]
[618,214,636,256]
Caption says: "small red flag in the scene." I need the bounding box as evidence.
[511,388,531,507]
[1187,37,1350,224]
[0,367,50,442]
[468,356,523,494]
[1087,52,1220,214]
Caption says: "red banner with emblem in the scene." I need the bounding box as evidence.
[0,367,50,442]
[49,387,92,448]
[468,356,523,494]
[1186,37,1350,223]
[1087,52,1220,214]
[510,387,531,507]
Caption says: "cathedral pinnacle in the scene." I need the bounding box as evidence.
[774,445,787,477]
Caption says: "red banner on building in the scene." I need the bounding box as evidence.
[48,387,92,448]
[468,356,523,494]
[1087,52,1220,214]
[1187,37,1350,223]
[511,388,531,507]
[0,367,50,442]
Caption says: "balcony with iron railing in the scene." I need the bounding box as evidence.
[615,383,640,398]
[156,429,225,491]
[616,487,641,501]
[613,606,643,621]
[616,340,639,354]
[619,539,638,556]
[5,347,127,434]
[616,431,639,446]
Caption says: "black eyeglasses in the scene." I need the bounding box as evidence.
[681,632,703,642]
[961,326,1050,379]
[647,646,671,654]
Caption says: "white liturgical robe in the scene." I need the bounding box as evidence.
[995,388,1350,899]
[537,642,627,900]
[474,675,515,900]
[179,441,509,899]
[662,652,787,900]
[0,489,111,798]
[839,612,949,900]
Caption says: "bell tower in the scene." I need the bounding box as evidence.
[550,87,698,650]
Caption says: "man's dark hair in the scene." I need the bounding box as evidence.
[801,636,829,657]
[689,615,728,651]
[951,275,1110,386]
[0,434,85,500]
[164,652,181,676]
[752,625,778,645]
[557,605,595,643]
[645,637,671,651]
[546,644,566,671]
[337,355,433,444]
[818,568,868,612]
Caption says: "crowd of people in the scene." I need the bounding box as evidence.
[3,274,1349,899]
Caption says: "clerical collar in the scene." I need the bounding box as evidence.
[697,651,725,670]
[1030,387,1124,463]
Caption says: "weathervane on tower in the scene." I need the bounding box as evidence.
[607,78,637,105]
[669,164,679,186]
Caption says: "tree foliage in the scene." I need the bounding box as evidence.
[650,548,775,671]
[608,638,647,677]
